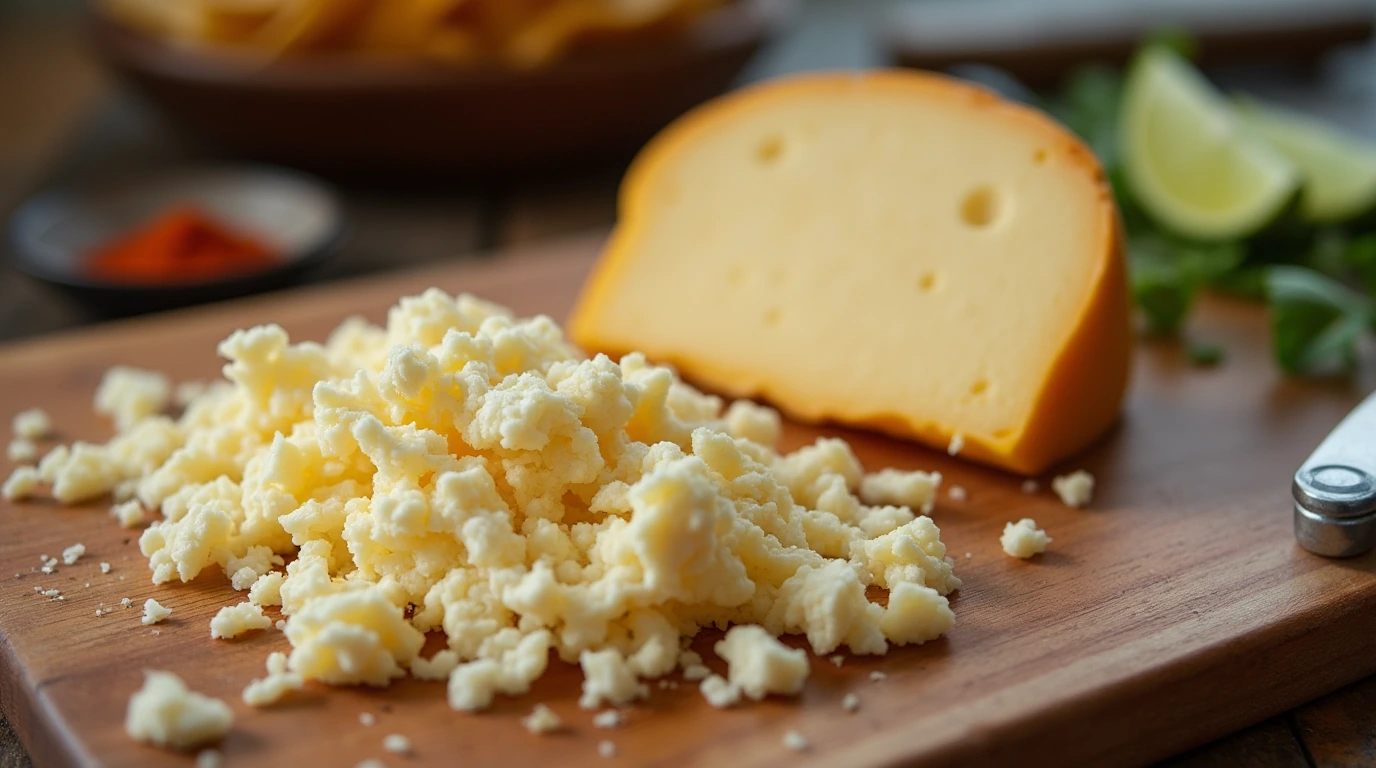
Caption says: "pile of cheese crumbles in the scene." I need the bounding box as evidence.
[4,289,959,747]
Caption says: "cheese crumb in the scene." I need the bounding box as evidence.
[142,598,172,625]
[382,734,411,754]
[7,439,37,464]
[842,693,860,712]
[714,625,808,700]
[242,652,304,707]
[95,366,171,431]
[723,400,782,447]
[124,670,232,749]
[522,703,563,734]
[110,500,147,529]
[247,571,285,607]
[1052,470,1095,508]
[2,466,39,501]
[700,674,741,708]
[947,433,964,456]
[682,664,711,682]
[579,648,648,710]
[40,557,56,574]
[830,655,844,667]
[858,469,941,514]
[411,650,459,681]
[869,671,886,682]
[122,597,134,607]
[12,408,51,440]
[948,485,967,501]
[598,740,617,758]
[782,730,810,752]
[355,761,384,768]
[1021,479,1039,494]
[210,602,272,639]
[195,749,222,768]
[359,712,376,726]
[1000,518,1051,559]
[100,562,112,574]
[592,709,626,729]
[62,543,86,566]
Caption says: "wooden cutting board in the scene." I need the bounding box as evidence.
[3,235,1375,768]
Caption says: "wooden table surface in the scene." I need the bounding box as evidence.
[3,1,1376,765]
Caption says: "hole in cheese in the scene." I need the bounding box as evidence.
[917,271,938,292]
[1033,148,1049,164]
[959,186,1000,228]
[757,135,785,165]
[969,379,989,396]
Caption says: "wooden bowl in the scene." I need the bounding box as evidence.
[93,1,788,176]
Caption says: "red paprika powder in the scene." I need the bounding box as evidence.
[86,206,278,284]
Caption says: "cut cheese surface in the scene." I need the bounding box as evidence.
[570,70,1132,474]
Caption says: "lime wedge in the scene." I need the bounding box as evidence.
[1120,47,1299,240]
[1233,98,1376,224]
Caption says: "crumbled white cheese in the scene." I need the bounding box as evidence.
[842,693,860,713]
[242,652,304,707]
[124,670,232,749]
[411,650,459,681]
[100,562,112,574]
[681,664,711,682]
[598,740,617,758]
[382,734,411,754]
[40,558,57,574]
[12,408,51,440]
[359,712,376,726]
[948,485,967,501]
[174,381,210,409]
[122,597,134,607]
[579,648,649,709]
[247,571,285,607]
[95,366,171,431]
[142,598,172,625]
[522,703,563,734]
[210,602,272,639]
[7,439,37,464]
[1052,470,1095,508]
[1021,479,1039,494]
[2,466,39,501]
[110,500,147,529]
[195,748,222,768]
[592,709,626,729]
[858,468,941,514]
[62,543,86,566]
[830,655,844,667]
[722,400,782,447]
[700,674,741,708]
[355,761,385,768]
[869,671,886,682]
[782,730,810,752]
[715,625,808,700]
[1001,518,1051,558]
[947,433,964,456]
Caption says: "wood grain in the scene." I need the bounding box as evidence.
[1294,676,1376,766]
[2,235,1376,768]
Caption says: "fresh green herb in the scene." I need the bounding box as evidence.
[1127,233,1245,335]
[1186,340,1225,367]
[1266,266,1371,375]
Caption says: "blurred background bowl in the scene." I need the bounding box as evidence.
[8,165,344,315]
[92,0,790,177]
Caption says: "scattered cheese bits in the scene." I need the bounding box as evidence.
[858,469,941,514]
[1001,518,1052,559]
[195,748,222,768]
[142,598,172,625]
[598,740,618,758]
[210,602,272,639]
[2,466,39,501]
[124,670,232,750]
[715,625,809,700]
[110,499,148,529]
[842,693,860,713]
[122,597,135,607]
[592,709,626,729]
[62,543,86,566]
[947,434,965,456]
[948,485,968,502]
[242,652,304,707]
[782,730,810,752]
[101,562,112,574]
[410,650,460,681]
[700,674,741,708]
[12,408,51,440]
[356,760,385,768]
[1053,470,1095,508]
[869,671,886,682]
[878,583,955,644]
[522,703,563,734]
[33,290,961,716]
[359,712,377,726]
[382,734,412,754]
[7,438,37,464]
[1021,479,1039,494]
[830,655,844,667]
[95,366,171,431]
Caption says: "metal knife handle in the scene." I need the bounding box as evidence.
[1294,390,1376,557]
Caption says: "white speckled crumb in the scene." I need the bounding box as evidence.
[782,730,809,752]
[195,749,222,768]
[1001,518,1051,558]
[841,693,860,713]
[948,485,967,501]
[410,650,459,681]
[124,670,232,750]
[522,704,562,734]
[1021,479,1039,494]
[382,733,411,754]
[7,439,37,464]
[210,603,271,639]
[829,655,843,667]
[100,562,111,574]
[947,433,964,456]
[592,709,625,729]
[110,500,147,529]
[355,760,385,768]
[869,671,886,682]
[242,652,304,707]
[598,740,617,758]
[359,712,376,726]
[62,543,85,566]
[121,598,134,607]
[1052,470,1095,508]
[2,467,39,501]
[142,598,171,625]
[700,675,741,708]
[12,408,51,440]
[858,468,942,514]
[682,663,711,681]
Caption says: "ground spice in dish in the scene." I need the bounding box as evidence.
[86,206,278,284]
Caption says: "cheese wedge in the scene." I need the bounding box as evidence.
[569,71,1131,475]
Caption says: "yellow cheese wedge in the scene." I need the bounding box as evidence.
[569,71,1132,475]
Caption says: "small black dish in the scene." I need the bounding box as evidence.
[7,166,344,315]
